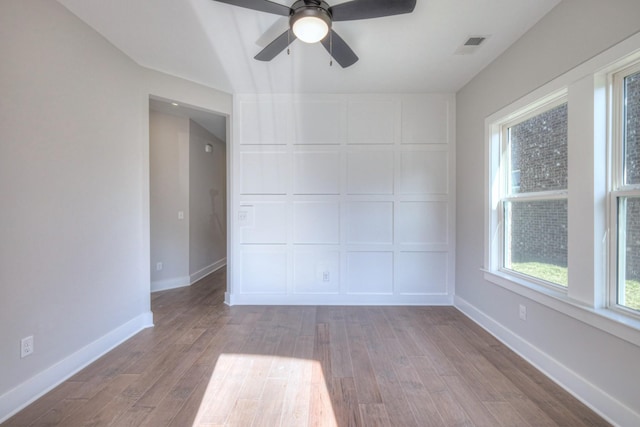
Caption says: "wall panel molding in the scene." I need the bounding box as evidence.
[232,94,455,305]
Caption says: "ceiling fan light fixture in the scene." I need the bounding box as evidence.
[214,0,417,67]
[290,8,331,44]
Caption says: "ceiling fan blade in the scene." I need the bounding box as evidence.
[211,0,290,16]
[329,0,416,21]
[321,30,358,68]
[255,29,296,61]
[256,17,290,48]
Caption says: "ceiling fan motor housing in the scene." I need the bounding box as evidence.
[290,0,332,43]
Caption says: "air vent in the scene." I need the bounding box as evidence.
[455,35,489,55]
[464,37,486,46]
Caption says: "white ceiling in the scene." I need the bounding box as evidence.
[56,0,560,94]
[149,97,227,142]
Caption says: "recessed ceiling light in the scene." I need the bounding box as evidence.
[171,102,179,106]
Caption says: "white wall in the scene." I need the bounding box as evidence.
[230,94,455,305]
[150,111,191,289]
[0,0,151,418]
[0,0,232,421]
[456,0,640,425]
[189,120,227,279]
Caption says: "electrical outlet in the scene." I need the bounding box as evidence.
[322,271,330,282]
[156,262,163,271]
[178,211,184,220]
[21,336,34,358]
[519,304,527,321]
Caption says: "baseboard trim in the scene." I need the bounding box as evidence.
[454,295,639,427]
[190,258,226,284]
[0,311,153,423]
[150,276,190,293]
[227,293,453,306]
[151,259,226,293]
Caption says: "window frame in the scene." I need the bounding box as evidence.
[490,91,569,290]
[608,61,640,316]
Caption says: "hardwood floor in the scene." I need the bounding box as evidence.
[4,268,609,426]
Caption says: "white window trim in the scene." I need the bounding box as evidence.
[608,61,640,315]
[484,32,640,348]
[486,89,568,285]
[499,96,569,289]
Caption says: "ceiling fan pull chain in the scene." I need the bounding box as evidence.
[329,30,333,66]
[287,29,291,55]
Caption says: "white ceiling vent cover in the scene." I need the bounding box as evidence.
[455,36,488,55]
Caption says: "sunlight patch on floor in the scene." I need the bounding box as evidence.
[192,353,336,426]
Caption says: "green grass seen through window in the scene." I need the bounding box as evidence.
[509,262,640,311]
[510,262,568,286]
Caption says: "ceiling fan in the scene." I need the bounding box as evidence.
[211,0,417,68]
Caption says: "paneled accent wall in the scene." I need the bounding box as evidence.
[230,94,455,305]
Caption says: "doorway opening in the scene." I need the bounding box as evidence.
[148,97,228,294]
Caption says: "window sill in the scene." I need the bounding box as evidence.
[482,269,640,348]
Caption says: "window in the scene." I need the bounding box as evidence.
[611,63,640,313]
[498,97,569,287]
[484,36,640,346]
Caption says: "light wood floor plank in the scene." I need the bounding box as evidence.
[280,357,312,427]
[359,403,391,427]
[29,398,87,427]
[56,374,138,426]
[484,400,533,427]
[106,405,153,427]
[362,323,422,427]
[5,381,81,426]
[328,377,362,426]
[344,322,383,405]
[252,378,288,427]
[223,398,259,427]
[442,374,502,427]
[133,363,210,427]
